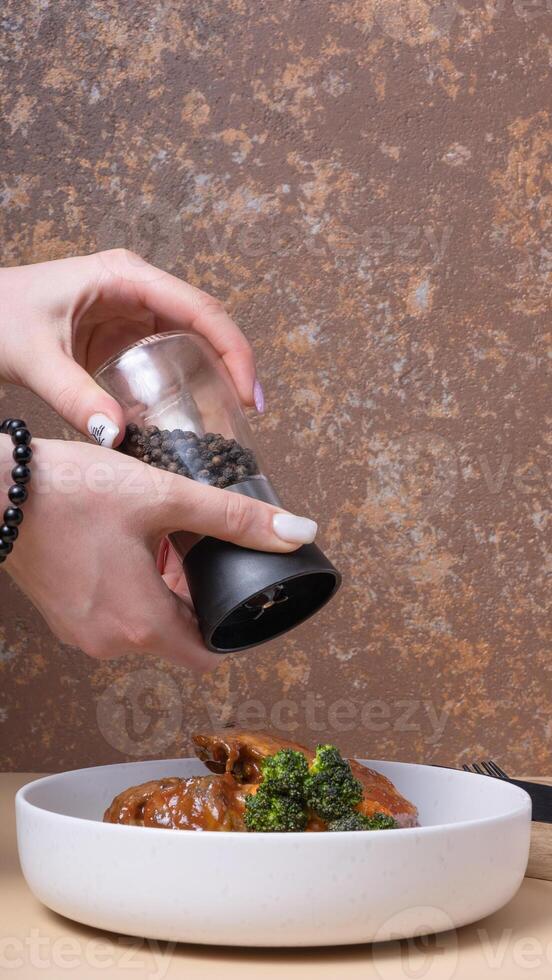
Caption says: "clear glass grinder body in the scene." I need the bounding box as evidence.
[94,332,278,503]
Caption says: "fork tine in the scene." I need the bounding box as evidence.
[487,760,509,779]
[462,760,509,779]
[462,762,484,774]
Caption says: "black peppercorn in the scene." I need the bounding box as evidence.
[116,423,259,487]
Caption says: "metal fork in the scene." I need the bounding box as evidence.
[462,760,509,778]
[462,760,552,823]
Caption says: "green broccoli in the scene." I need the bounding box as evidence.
[304,744,363,821]
[244,784,308,832]
[329,811,397,832]
[260,748,309,800]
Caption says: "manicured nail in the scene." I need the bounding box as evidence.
[253,379,265,414]
[273,513,317,544]
[87,413,120,448]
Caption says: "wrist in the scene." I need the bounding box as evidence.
[0,420,33,567]
[0,434,12,491]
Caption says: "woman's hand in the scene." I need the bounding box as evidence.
[1,438,316,671]
[0,250,264,447]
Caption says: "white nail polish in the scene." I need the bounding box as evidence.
[273,513,318,544]
[87,413,120,448]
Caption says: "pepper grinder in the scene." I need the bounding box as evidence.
[95,332,341,652]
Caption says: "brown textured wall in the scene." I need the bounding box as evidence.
[1,1,550,773]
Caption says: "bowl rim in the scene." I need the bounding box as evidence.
[15,757,532,840]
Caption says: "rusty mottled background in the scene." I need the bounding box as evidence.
[1,1,550,772]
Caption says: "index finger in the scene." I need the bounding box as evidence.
[96,251,258,408]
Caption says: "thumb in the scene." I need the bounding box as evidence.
[149,470,319,553]
[25,349,125,447]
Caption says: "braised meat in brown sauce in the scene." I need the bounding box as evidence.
[104,773,257,831]
[104,730,418,831]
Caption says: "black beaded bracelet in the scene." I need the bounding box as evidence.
[0,418,32,564]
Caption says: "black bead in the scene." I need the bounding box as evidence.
[3,507,23,526]
[0,555,5,564]
[0,539,12,556]
[0,419,12,434]
[7,419,26,435]
[1,524,17,542]
[11,464,31,484]
[13,444,32,464]
[12,427,31,446]
[8,484,28,505]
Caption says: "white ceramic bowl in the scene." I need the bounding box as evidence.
[16,758,531,947]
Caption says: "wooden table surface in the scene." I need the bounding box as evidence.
[2,773,551,979]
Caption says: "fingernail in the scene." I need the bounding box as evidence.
[273,513,317,544]
[87,413,120,448]
[253,379,265,414]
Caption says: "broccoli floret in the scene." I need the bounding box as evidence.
[260,748,309,800]
[304,744,363,821]
[329,811,397,832]
[244,785,308,832]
